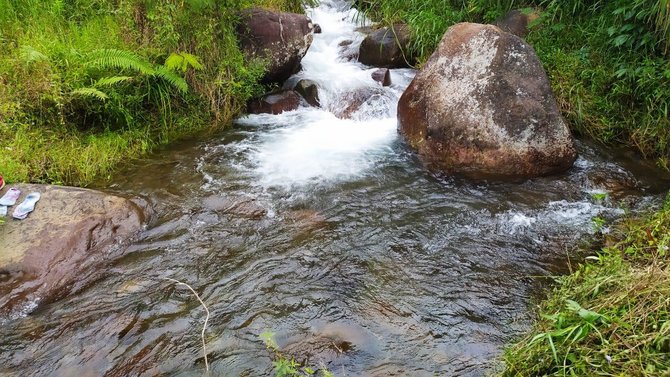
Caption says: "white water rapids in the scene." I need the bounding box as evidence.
[237,0,415,188]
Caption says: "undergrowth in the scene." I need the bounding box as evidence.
[502,196,670,376]
[0,0,311,186]
[357,0,670,168]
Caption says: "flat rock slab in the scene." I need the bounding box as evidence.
[0,184,148,314]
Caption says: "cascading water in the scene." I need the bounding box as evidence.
[236,0,415,189]
[1,1,669,376]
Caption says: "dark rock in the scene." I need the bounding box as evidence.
[0,185,148,313]
[248,90,302,115]
[313,23,322,34]
[294,79,320,107]
[358,24,414,68]
[397,23,577,179]
[371,68,391,86]
[494,9,539,38]
[236,8,314,84]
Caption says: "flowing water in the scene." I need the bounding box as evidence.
[2,1,670,376]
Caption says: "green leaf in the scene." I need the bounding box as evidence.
[154,66,189,94]
[260,331,279,350]
[71,87,109,101]
[95,76,133,87]
[86,49,155,75]
[19,45,49,64]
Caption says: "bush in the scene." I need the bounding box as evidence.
[0,0,307,185]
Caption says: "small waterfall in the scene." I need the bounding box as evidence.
[236,0,415,189]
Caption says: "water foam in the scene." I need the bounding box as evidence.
[234,1,410,189]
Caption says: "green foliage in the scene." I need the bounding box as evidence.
[503,199,670,376]
[0,0,309,185]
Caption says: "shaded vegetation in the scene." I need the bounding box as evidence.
[0,0,309,185]
[503,197,670,376]
[358,0,670,168]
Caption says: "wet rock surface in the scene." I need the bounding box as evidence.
[398,23,577,179]
[358,23,413,68]
[332,87,387,119]
[236,7,315,84]
[371,68,392,86]
[0,184,147,314]
[248,90,302,115]
[294,79,320,107]
[203,195,267,219]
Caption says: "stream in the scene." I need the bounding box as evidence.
[2,1,670,376]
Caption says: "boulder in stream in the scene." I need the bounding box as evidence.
[397,23,577,179]
[236,8,315,84]
[294,79,320,107]
[0,184,148,313]
[358,23,414,68]
[248,90,302,115]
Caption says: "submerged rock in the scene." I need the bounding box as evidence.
[0,184,148,313]
[332,87,386,119]
[397,23,577,179]
[236,8,315,84]
[247,90,302,115]
[358,23,414,68]
[203,195,267,219]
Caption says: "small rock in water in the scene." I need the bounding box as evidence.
[294,79,320,107]
[313,23,322,34]
[371,68,392,86]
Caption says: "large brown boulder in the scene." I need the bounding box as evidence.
[236,8,314,84]
[358,24,414,68]
[397,23,577,179]
[0,185,148,313]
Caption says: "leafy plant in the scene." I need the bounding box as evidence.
[260,332,334,377]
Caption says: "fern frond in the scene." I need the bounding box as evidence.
[154,66,189,94]
[71,87,109,100]
[165,52,204,72]
[95,76,133,87]
[86,49,155,75]
[19,45,49,64]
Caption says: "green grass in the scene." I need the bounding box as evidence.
[0,0,310,186]
[502,198,670,376]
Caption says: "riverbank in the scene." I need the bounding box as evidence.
[503,199,670,376]
[0,0,309,186]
